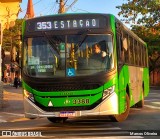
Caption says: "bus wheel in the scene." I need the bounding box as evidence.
[110,93,130,122]
[47,117,68,123]
[136,89,144,108]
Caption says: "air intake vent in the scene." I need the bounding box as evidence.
[34,83,100,92]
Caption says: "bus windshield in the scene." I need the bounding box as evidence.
[23,34,114,77]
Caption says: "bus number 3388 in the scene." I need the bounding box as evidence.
[73,99,90,104]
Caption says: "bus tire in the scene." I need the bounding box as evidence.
[135,88,144,108]
[109,93,130,122]
[47,117,68,123]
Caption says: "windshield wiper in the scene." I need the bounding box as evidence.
[44,32,60,55]
[75,29,91,52]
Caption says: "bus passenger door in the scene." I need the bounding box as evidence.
[116,33,126,114]
[129,66,138,104]
[136,67,143,102]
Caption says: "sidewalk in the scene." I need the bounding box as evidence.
[0,83,25,123]
[150,86,160,90]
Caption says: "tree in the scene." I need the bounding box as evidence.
[116,0,160,46]
[2,19,23,52]
[2,19,23,65]
[2,19,23,78]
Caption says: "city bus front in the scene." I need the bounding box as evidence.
[22,14,118,121]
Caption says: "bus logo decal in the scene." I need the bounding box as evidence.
[64,99,70,105]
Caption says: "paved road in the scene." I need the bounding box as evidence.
[0,85,160,138]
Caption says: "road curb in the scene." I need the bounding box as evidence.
[150,86,160,90]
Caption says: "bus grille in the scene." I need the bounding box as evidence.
[33,83,100,92]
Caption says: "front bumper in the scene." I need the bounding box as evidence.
[24,91,118,119]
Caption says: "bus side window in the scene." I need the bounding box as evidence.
[139,44,143,67]
[142,45,145,67]
[137,42,140,66]
[129,37,135,65]
[116,33,124,65]
[135,41,138,66]
[123,35,129,64]
[144,47,147,67]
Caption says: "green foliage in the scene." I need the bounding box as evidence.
[148,46,160,73]
[117,0,160,45]
[117,0,160,26]
[117,0,160,74]
[2,19,23,51]
[131,26,160,46]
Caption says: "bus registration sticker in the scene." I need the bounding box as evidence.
[60,112,75,117]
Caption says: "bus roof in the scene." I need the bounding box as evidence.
[24,13,146,46]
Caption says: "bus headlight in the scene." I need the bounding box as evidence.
[24,90,35,102]
[103,86,115,100]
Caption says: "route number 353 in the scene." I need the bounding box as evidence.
[37,22,52,30]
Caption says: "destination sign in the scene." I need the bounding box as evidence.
[35,18,99,31]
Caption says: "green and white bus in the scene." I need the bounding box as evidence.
[22,13,149,122]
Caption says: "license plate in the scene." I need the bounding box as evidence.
[60,111,75,117]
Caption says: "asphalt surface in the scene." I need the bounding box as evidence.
[0,84,160,139]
